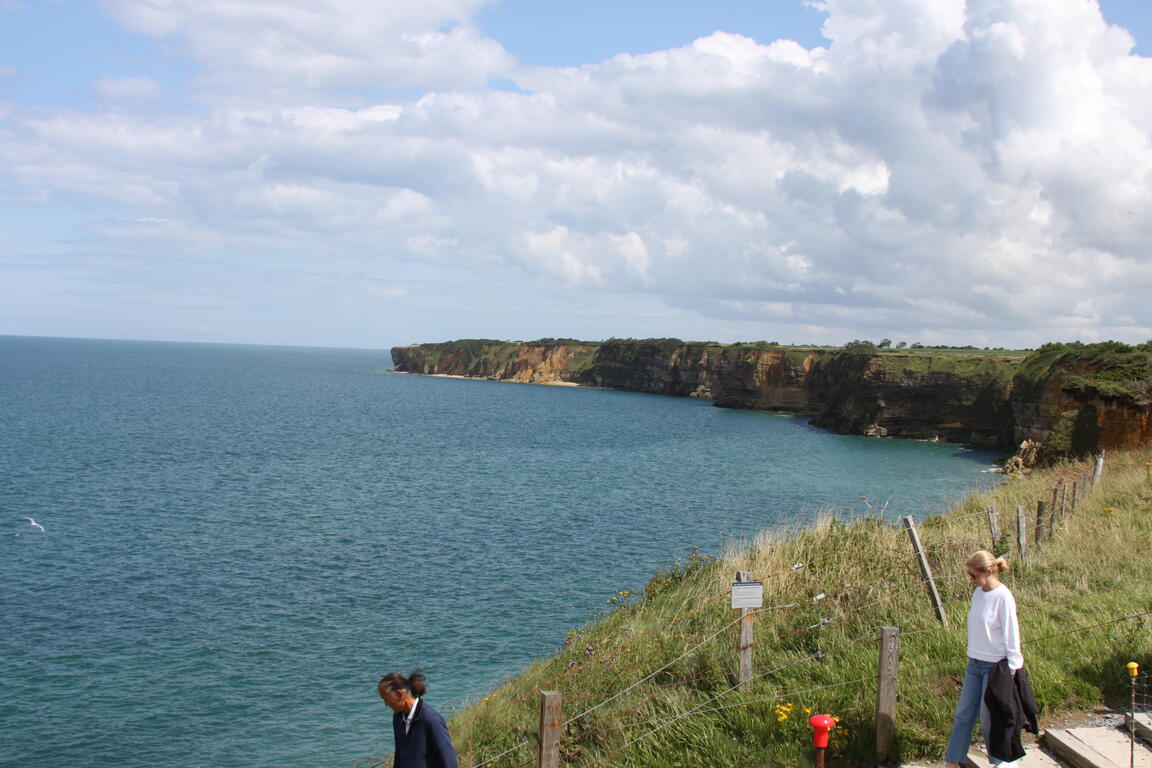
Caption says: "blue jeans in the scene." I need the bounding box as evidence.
[946,658,1002,765]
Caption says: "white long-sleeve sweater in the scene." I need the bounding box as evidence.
[967,584,1024,670]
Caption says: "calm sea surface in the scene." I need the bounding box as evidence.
[0,336,1002,767]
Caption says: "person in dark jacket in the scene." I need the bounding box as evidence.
[379,670,459,768]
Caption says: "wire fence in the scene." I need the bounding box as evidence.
[1136,668,1151,715]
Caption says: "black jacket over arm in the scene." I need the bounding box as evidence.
[392,700,459,768]
[984,660,1039,762]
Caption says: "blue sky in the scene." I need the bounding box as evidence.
[1,0,1151,349]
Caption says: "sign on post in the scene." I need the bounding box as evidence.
[731,581,764,609]
[733,574,762,689]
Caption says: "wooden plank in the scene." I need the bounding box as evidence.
[963,744,1065,768]
[1043,728,1115,768]
[987,506,1001,551]
[1043,726,1152,768]
[1133,712,1152,742]
[1071,725,1152,768]
[964,747,994,768]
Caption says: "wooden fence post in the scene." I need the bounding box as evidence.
[902,516,949,627]
[538,691,562,768]
[875,627,900,765]
[1070,481,1079,518]
[1082,473,1090,499]
[1092,452,1105,486]
[737,570,754,690]
[1055,483,1064,531]
[986,506,1001,551]
[1016,505,1029,566]
[1034,501,1047,548]
[1051,482,1065,538]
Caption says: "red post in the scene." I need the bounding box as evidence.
[810,714,836,768]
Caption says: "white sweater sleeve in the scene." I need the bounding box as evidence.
[1000,588,1024,670]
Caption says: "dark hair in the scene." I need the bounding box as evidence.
[378,669,427,697]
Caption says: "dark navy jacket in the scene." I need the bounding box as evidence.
[984,660,1039,763]
[392,700,459,768]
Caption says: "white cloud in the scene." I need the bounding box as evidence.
[93,75,163,101]
[4,0,1152,346]
[98,0,515,100]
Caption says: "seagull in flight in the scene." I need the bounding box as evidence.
[21,517,45,533]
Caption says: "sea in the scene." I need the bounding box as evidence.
[0,336,1003,767]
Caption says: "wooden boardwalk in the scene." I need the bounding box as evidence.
[902,715,1151,768]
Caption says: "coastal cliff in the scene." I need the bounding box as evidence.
[391,339,1152,453]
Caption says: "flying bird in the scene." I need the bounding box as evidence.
[21,517,45,533]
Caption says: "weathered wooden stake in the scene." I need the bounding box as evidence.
[1082,472,1091,499]
[986,506,1001,551]
[875,627,900,765]
[1055,483,1064,531]
[538,691,562,768]
[737,569,754,690]
[1034,501,1047,548]
[1050,486,1060,527]
[902,516,948,627]
[1070,481,1079,518]
[1016,505,1029,566]
[1052,482,1065,538]
[1092,451,1105,486]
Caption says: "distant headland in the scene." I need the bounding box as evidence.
[392,338,1152,460]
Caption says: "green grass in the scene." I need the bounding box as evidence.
[440,451,1152,768]
[1015,341,1152,403]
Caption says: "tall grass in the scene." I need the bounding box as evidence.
[443,451,1152,767]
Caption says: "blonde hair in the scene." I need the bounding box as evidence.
[966,550,1009,574]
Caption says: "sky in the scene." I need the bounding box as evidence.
[1,0,1151,350]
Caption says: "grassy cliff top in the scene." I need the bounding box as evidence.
[395,337,1033,356]
[432,451,1152,768]
[1015,341,1152,402]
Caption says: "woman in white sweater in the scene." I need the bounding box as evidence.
[944,551,1024,767]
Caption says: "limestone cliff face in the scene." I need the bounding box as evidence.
[389,341,596,383]
[577,341,728,397]
[1009,360,1152,450]
[391,340,1152,452]
[714,350,1014,446]
[392,341,1017,447]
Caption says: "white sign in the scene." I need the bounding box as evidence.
[731,581,764,609]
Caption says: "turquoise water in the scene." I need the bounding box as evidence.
[0,336,1001,767]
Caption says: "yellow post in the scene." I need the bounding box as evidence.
[1127,662,1140,768]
